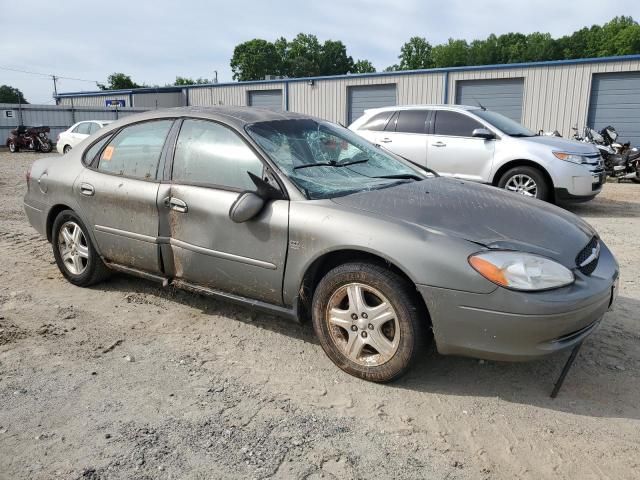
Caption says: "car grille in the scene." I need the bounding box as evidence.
[575,237,599,276]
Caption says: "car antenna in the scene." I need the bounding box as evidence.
[474,98,486,110]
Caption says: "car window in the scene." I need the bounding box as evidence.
[396,110,428,134]
[97,120,172,179]
[74,123,91,135]
[384,112,399,132]
[83,135,112,166]
[172,119,264,190]
[88,122,100,134]
[434,111,483,137]
[360,111,394,131]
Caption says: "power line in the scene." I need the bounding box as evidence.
[0,65,101,84]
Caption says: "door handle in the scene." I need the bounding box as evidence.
[378,138,392,143]
[432,141,447,147]
[79,183,94,196]
[165,197,188,213]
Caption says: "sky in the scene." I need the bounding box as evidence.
[1,0,638,104]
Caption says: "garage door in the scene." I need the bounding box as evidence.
[348,84,397,125]
[588,72,640,146]
[455,78,524,122]
[248,90,283,111]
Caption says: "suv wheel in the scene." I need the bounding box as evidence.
[312,263,427,382]
[52,210,110,287]
[63,145,72,154]
[498,166,550,201]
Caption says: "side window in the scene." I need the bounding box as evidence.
[88,122,99,134]
[97,120,172,179]
[434,111,483,137]
[83,135,112,165]
[172,119,264,190]
[395,110,428,134]
[77,123,92,135]
[384,112,399,132]
[360,111,394,131]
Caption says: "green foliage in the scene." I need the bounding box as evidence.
[97,73,141,90]
[230,34,370,80]
[173,76,211,86]
[0,85,28,104]
[388,16,640,71]
[353,59,376,73]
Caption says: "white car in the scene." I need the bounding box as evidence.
[56,120,113,155]
[350,105,605,202]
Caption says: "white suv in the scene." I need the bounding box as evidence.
[350,105,605,202]
[56,120,113,155]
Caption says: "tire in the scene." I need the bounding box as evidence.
[312,262,427,382]
[40,140,52,153]
[498,166,550,201]
[51,210,110,287]
[63,145,72,154]
[8,141,18,153]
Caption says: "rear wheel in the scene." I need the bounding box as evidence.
[498,166,550,201]
[52,210,109,287]
[8,140,18,153]
[63,145,72,154]
[312,263,427,382]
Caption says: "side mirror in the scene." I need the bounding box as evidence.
[472,128,495,140]
[229,192,265,223]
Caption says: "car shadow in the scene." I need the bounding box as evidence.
[93,275,639,420]
[561,195,640,218]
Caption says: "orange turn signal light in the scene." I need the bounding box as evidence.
[469,256,508,287]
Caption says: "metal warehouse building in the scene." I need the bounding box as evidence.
[56,54,640,144]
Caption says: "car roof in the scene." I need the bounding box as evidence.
[115,106,315,129]
[364,104,481,114]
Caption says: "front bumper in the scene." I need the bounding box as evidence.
[418,243,618,361]
[552,158,605,200]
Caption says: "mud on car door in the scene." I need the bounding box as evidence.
[158,118,289,304]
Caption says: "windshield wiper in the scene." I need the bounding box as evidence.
[293,158,368,170]
[371,173,424,180]
[509,133,535,137]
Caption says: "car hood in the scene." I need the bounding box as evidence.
[330,178,596,265]
[518,135,599,154]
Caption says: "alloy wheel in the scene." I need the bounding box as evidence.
[325,282,400,366]
[57,221,89,275]
[505,174,538,197]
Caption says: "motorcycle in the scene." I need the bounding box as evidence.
[6,125,53,154]
[573,125,640,183]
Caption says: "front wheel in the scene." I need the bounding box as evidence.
[8,140,18,153]
[40,140,52,153]
[52,210,109,287]
[312,263,427,382]
[63,145,72,154]
[498,166,550,201]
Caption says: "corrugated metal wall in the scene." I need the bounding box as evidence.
[446,59,640,136]
[54,58,640,138]
[58,94,130,108]
[288,73,443,124]
[133,91,185,108]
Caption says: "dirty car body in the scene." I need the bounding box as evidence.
[24,107,619,381]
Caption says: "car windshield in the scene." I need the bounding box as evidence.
[472,109,536,137]
[246,119,424,199]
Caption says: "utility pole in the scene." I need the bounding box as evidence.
[51,75,58,99]
[214,70,218,84]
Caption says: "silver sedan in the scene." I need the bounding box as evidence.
[24,107,619,382]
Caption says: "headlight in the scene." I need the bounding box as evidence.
[469,251,574,291]
[553,151,589,164]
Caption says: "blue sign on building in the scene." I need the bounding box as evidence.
[105,99,126,107]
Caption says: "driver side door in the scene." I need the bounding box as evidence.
[159,118,289,305]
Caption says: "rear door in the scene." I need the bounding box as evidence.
[74,119,174,273]
[426,110,495,181]
[159,118,289,304]
[374,109,429,165]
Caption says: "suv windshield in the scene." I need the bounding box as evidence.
[472,109,536,137]
[246,119,424,199]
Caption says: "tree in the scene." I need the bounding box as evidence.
[0,85,28,104]
[432,39,469,67]
[230,39,282,81]
[319,40,354,75]
[398,37,433,70]
[287,33,323,77]
[353,59,376,73]
[97,73,141,90]
[173,76,211,86]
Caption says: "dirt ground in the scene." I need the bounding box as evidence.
[0,150,638,480]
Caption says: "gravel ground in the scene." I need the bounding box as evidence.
[1,150,639,480]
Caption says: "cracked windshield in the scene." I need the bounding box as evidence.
[247,119,424,199]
